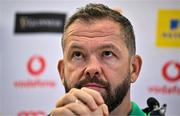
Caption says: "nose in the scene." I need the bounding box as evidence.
[84,56,102,78]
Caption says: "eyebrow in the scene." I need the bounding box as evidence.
[97,44,121,53]
[69,44,84,50]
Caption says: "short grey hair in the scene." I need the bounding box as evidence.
[62,3,136,55]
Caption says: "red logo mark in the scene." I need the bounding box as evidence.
[18,111,46,116]
[162,60,180,82]
[27,55,46,76]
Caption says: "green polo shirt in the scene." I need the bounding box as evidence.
[129,101,147,116]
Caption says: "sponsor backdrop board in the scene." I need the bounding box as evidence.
[0,0,180,115]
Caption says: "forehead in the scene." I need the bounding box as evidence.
[63,19,126,51]
[65,19,122,38]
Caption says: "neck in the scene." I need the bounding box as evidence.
[110,90,131,116]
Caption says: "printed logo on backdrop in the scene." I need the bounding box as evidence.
[27,55,46,76]
[156,10,180,47]
[162,61,180,82]
[15,12,66,33]
[18,110,46,116]
[148,60,180,95]
[14,55,56,88]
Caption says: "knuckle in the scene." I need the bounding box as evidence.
[69,88,78,94]
[95,92,102,98]
[81,87,87,91]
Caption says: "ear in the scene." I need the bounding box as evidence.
[57,60,65,84]
[130,55,142,83]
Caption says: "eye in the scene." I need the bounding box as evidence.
[102,51,113,58]
[72,51,83,60]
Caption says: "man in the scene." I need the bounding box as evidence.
[51,3,145,116]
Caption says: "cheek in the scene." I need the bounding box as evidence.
[103,61,129,87]
[64,62,84,87]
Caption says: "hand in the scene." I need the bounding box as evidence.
[50,87,109,116]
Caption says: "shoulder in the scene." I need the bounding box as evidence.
[129,101,147,116]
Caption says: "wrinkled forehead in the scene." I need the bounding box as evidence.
[62,19,124,48]
[67,19,121,33]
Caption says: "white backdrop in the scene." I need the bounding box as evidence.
[0,0,180,115]
[0,2,3,113]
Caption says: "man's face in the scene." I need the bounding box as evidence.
[59,19,132,112]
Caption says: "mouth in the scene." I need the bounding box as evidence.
[83,83,105,91]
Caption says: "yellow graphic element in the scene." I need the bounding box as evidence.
[156,10,180,47]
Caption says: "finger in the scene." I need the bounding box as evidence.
[64,101,91,115]
[81,87,104,105]
[69,88,98,111]
[101,104,109,116]
[64,100,108,116]
[56,93,76,107]
[50,107,74,116]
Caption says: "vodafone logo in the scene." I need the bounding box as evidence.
[18,111,46,116]
[148,60,180,95]
[162,60,180,82]
[14,54,56,88]
[27,55,46,76]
